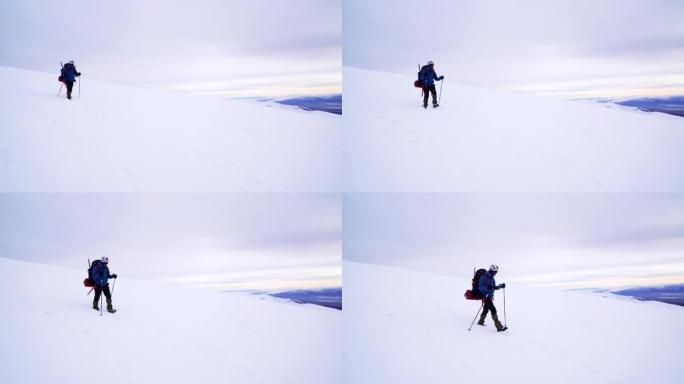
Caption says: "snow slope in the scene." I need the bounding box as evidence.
[0,258,341,384]
[343,67,684,192]
[344,261,684,384]
[0,67,340,192]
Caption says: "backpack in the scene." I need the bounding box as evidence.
[464,268,486,300]
[414,66,427,88]
[83,259,100,287]
[60,63,76,82]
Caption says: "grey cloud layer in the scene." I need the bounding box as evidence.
[343,194,684,279]
[344,0,684,97]
[0,194,340,274]
[0,0,341,95]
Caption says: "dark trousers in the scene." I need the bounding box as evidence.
[482,297,498,317]
[65,81,74,98]
[423,84,437,106]
[93,285,111,306]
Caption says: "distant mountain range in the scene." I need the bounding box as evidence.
[274,94,342,115]
[268,288,342,310]
[606,96,684,118]
[253,94,342,115]
[612,284,684,306]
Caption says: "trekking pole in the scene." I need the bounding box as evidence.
[418,64,421,96]
[503,287,507,327]
[86,259,92,295]
[111,277,116,296]
[100,290,103,317]
[438,78,443,105]
[468,301,484,331]
[58,62,63,96]
[418,64,424,100]
[78,78,81,99]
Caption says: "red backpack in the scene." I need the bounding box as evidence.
[464,268,486,300]
[414,65,426,88]
[83,259,99,287]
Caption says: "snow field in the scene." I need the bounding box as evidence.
[0,66,341,192]
[344,261,684,384]
[344,67,684,192]
[0,258,342,384]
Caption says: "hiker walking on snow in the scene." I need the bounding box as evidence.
[59,60,81,100]
[418,60,444,109]
[477,265,507,332]
[91,257,117,313]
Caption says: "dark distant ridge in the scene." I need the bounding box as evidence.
[612,284,684,307]
[274,94,342,115]
[613,96,684,118]
[269,287,342,310]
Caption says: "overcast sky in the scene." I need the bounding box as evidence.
[344,194,684,289]
[0,194,341,291]
[0,0,341,98]
[344,0,684,99]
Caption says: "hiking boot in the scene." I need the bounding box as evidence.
[106,298,116,313]
[93,303,99,311]
[433,103,439,108]
[492,313,507,332]
[477,313,486,326]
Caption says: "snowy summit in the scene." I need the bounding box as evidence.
[344,67,684,192]
[344,261,684,384]
[0,67,341,192]
[0,258,342,384]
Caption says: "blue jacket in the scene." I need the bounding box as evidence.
[478,271,502,298]
[91,261,111,287]
[419,65,441,86]
[61,63,81,82]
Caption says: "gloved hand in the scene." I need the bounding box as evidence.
[111,274,118,279]
[439,76,444,80]
[76,72,81,77]
[499,283,506,288]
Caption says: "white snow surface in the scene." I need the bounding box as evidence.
[344,261,684,384]
[344,67,684,192]
[0,66,341,192]
[0,258,341,384]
